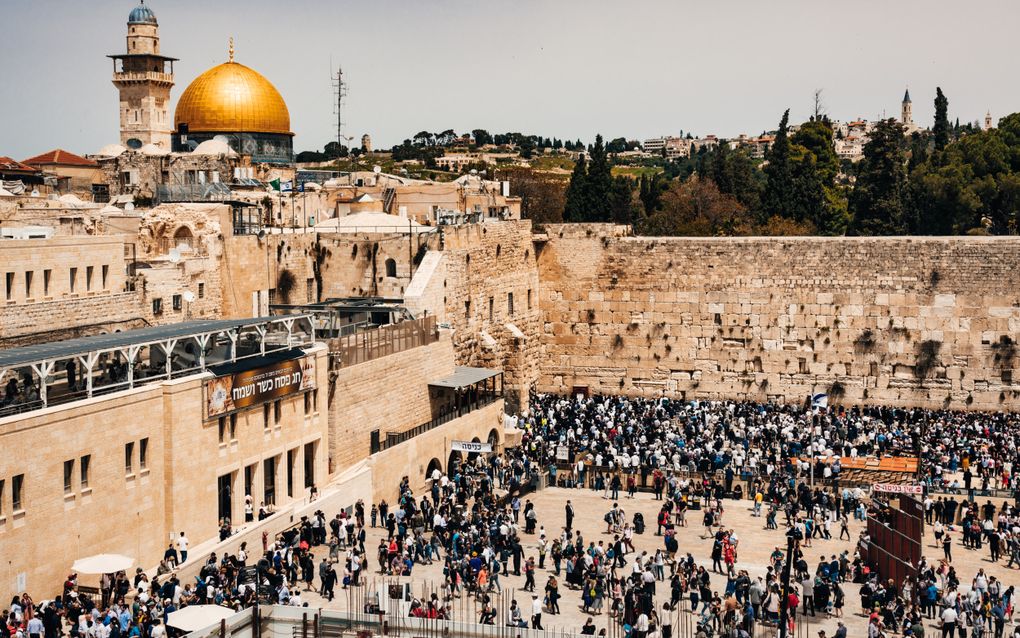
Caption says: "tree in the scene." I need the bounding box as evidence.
[791,119,848,234]
[934,87,950,152]
[849,119,909,235]
[563,153,589,222]
[762,110,794,221]
[500,166,566,224]
[609,176,636,225]
[585,134,614,221]
[640,178,752,236]
[471,129,492,146]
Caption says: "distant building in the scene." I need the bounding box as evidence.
[985,111,994,131]
[361,134,372,153]
[21,149,102,198]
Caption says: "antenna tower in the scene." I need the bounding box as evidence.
[332,66,348,157]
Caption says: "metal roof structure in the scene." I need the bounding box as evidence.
[0,315,315,416]
[428,366,502,390]
[0,317,295,369]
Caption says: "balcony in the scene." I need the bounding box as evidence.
[113,71,174,84]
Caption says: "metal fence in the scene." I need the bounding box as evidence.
[331,316,438,368]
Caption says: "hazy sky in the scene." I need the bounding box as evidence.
[2,0,1018,159]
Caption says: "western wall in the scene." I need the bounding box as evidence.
[533,224,1020,411]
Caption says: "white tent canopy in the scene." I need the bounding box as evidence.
[166,605,236,632]
[71,553,133,574]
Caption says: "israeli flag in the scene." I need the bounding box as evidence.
[811,393,828,409]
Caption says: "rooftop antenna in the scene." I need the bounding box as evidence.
[332,64,349,171]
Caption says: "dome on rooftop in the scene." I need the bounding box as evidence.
[128,2,157,25]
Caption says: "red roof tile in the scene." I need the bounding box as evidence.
[22,149,97,167]
[0,156,41,173]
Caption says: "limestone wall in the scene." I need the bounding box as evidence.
[368,399,505,504]
[440,221,543,411]
[327,335,455,474]
[537,226,1020,411]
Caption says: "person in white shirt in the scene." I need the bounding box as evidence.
[177,532,190,564]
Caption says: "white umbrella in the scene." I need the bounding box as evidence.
[71,554,133,574]
[166,605,236,632]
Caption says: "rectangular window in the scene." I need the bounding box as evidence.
[304,391,311,415]
[218,416,227,443]
[64,459,75,494]
[198,282,205,299]
[69,267,77,293]
[230,413,237,440]
[24,272,33,298]
[12,474,24,511]
[527,289,533,310]
[263,457,276,505]
[507,292,514,316]
[44,269,51,296]
[465,300,471,318]
[172,294,182,311]
[274,399,282,424]
[80,455,91,489]
[5,272,13,300]
[306,278,315,303]
[152,298,163,315]
[488,296,494,321]
[139,437,148,469]
[102,265,109,289]
[86,266,94,291]
[263,404,271,430]
[304,442,316,489]
[125,441,134,475]
[287,449,296,498]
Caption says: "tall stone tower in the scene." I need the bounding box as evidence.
[109,2,176,149]
[901,88,913,127]
[985,111,993,131]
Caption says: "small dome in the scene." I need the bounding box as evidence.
[139,143,169,156]
[96,143,127,158]
[192,138,237,156]
[128,3,157,25]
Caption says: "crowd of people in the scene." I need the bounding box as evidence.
[10,392,1020,638]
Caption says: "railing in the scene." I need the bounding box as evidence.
[371,392,500,453]
[114,71,174,84]
[331,315,438,368]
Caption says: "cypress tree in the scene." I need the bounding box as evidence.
[933,87,950,152]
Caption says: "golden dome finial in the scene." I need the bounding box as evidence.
[228,37,234,63]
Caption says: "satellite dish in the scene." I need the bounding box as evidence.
[168,248,181,263]
[373,165,382,174]
[183,291,196,303]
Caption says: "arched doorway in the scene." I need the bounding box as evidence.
[466,437,483,463]
[447,450,463,476]
[426,458,443,482]
[487,428,500,451]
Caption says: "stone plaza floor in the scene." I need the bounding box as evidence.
[295,487,1020,636]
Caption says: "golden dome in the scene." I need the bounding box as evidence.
[174,57,291,136]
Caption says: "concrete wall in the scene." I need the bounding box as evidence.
[537,225,1020,411]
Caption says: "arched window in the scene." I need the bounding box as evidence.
[384,258,397,278]
[174,226,194,252]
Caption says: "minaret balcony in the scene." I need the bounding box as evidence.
[113,71,174,85]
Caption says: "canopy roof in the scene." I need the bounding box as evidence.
[429,366,502,390]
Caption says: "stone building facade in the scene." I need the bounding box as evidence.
[536,225,1020,411]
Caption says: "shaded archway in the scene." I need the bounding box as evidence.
[466,436,483,463]
[426,458,443,482]
[487,428,500,451]
[447,450,463,476]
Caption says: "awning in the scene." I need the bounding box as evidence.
[429,366,501,390]
[72,553,133,575]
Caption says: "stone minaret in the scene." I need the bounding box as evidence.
[109,2,176,148]
[985,111,993,131]
[901,89,913,127]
